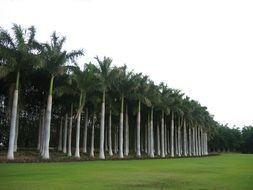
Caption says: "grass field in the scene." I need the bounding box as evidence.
[0,154,252,190]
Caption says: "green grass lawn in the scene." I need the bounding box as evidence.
[0,154,252,190]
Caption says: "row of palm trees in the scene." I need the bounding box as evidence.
[0,24,214,160]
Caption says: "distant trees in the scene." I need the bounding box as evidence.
[241,126,253,153]
[209,124,253,153]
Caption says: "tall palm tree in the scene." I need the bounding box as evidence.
[40,32,83,159]
[0,24,40,160]
[94,56,118,159]
[72,63,96,158]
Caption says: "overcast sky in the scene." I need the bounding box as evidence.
[1,0,253,128]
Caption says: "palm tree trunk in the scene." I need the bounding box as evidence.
[68,104,73,157]
[14,111,19,152]
[124,104,129,156]
[157,121,160,156]
[42,76,54,159]
[7,72,20,160]
[75,93,84,159]
[150,107,154,158]
[90,112,95,158]
[145,123,148,153]
[161,111,165,157]
[114,125,118,154]
[108,106,113,156]
[119,96,124,158]
[99,90,105,159]
[83,108,88,153]
[136,101,141,157]
[58,117,63,151]
[74,112,81,158]
[183,118,187,156]
[170,112,174,157]
[63,113,68,153]
[193,127,196,156]
[188,127,192,156]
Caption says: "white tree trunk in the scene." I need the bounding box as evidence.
[42,95,52,159]
[119,97,124,158]
[136,101,141,157]
[124,104,129,156]
[192,128,196,156]
[188,127,192,156]
[74,112,81,158]
[90,113,95,158]
[145,123,148,153]
[58,117,63,151]
[183,119,187,156]
[7,90,19,160]
[63,113,68,153]
[178,123,181,157]
[170,112,174,157]
[150,108,154,158]
[108,108,113,156]
[14,111,19,152]
[157,122,160,156]
[68,105,73,157]
[99,93,105,159]
[114,126,118,154]
[161,112,165,157]
[83,108,88,153]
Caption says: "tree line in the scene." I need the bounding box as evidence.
[209,124,253,153]
[0,24,251,160]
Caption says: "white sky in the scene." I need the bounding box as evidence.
[1,0,253,128]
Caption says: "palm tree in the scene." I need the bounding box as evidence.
[72,63,96,158]
[0,24,40,160]
[40,32,83,159]
[131,74,150,158]
[94,56,118,159]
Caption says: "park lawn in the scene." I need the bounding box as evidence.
[0,154,252,190]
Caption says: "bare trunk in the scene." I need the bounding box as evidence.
[108,107,113,156]
[150,107,154,158]
[68,104,73,157]
[183,118,187,156]
[170,112,174,157]
[119,96,124,158]
[42,95,52,159]
[157,121,160,156]
[90,113,95,158]
[74,112,81,158]
[99,91,105,159]
[83,108,88,153]
[136,101,141,157]
[161,111,165,157]
[188,127,192,156]
[14,111,19,152]
[63,113,68,153]
[124,104,129,156]
[7,89,18,160]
